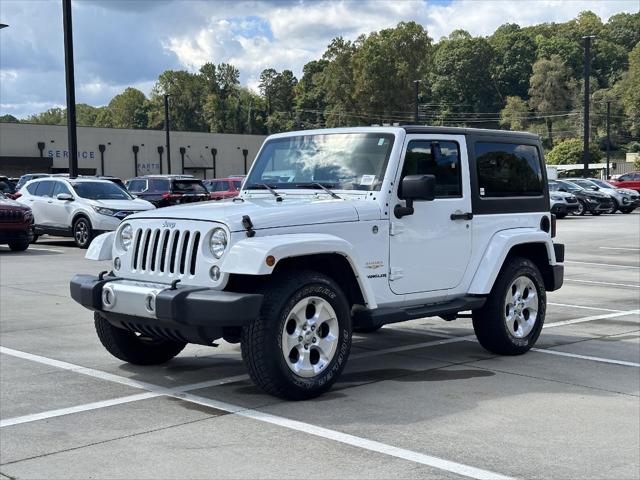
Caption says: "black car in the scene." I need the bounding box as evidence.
[554,179,613,216]
[125,175,209,207]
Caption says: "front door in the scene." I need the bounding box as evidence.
[389,135,473,295]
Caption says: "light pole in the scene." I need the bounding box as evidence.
[606,100,611,179]
[413,80,421,123]
[582,35,595,178]
[62,0,79,178]
[211,148,217,178]
[164,94,171,174]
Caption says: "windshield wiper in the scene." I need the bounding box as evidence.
[245,183,283,201]
[295,182,341,199]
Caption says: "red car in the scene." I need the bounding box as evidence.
[610,172,640,193]
[0,192,34,251]
[203,177,243,200]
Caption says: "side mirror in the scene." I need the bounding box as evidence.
[57,193,74,201]
[395,175,436,218]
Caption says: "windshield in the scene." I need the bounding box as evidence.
[172,181,207,194]
[245,133,395,191]
[557,180,582,192]
[590,179,613,189]
[72,181,133,200]
[571,179,597,189]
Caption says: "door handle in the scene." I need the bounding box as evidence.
[450,212,473,221]
[47,200,53,204]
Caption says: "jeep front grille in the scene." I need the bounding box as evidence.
[131,227,201,276]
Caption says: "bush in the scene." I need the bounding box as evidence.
[546,138,603,165]
[628,142,640,153]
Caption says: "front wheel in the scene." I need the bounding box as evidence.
[607,199,618,214]
[620,207,634,214]
[241,270,352,400]
[73,217,94,248]
[572,201,586,216]
[94,313,186,365]
[8,239,29,251]
[472,257,546,355]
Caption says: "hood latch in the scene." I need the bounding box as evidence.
[242,215,256,237]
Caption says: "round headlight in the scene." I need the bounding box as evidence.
[209,228,228,259]
[119,224,133,251]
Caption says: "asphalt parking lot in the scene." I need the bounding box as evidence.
[1,213,638,480]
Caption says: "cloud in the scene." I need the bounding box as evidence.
[1,0,637,119]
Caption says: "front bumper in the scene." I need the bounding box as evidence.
[70,274,263,344]
[551,203,579,215]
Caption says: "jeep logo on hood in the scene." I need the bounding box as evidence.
[161,221,176,228]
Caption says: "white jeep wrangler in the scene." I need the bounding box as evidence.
[71,126,564,399]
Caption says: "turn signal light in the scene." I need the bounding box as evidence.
[266,255,276,267]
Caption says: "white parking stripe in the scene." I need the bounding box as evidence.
[565,260,640,269]
[530,348,640,367]
[599,247,640,251]
[28,247,64,253]
[548,302,625,313]
[544,310,640,328]
[564,278,640,288]
[0,348,512,480]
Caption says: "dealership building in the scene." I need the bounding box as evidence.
[0,122,267,180]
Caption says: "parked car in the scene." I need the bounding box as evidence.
[71,126,564,400]
[571,178,640,214]
[15,173,50,191]
[556,179,614,216]
[17,178,154,248]
[0,176,16,195]
[0,192,34,251]
[548,181,580,218]
[126,175,209,207]
[203,177,243,200]
[609,172,640,193]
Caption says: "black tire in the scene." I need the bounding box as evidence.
[607,199,618,214]
[555,212,567,219]
[591,210,602,216]
[31,234,39,244]
[241,270,352,400]
[620,207,634,214]
[472,256,546,355]
[572,200,586,216]
[8,239,29,251]
[94,313,186,365]
[73,216,94,249]
[354,325,383,334]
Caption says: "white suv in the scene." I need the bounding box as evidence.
[71,126,564,399]
[18,178,154,248]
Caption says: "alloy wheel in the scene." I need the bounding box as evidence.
[504,276,538,339]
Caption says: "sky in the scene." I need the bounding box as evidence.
[0,0,638,119]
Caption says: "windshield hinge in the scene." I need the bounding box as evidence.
[389,268,404,281]
[390,222,404,236]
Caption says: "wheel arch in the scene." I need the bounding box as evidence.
[468,229,557,295]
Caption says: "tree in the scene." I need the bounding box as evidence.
[321,37,358,127]
[430,30,500,118]
[602,12,640,51]
[489,23,537,99]
[0,114,19,123]
[25,108,65,125]
[528,55,575,147]
[619,42,640,137]
[108,88,148,129]
[74,104,100,126]
[546,138,602,165]
[148,70,207,132]
[295,59,329,128]
[258,68,298,132]
[94,107,114,128]
[499,96,529,130]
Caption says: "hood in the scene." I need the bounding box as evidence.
[550,191,575,200]
[128,196,373,231]
[581,189,610,199]
[0,196,29,211]
[91,198,155,211]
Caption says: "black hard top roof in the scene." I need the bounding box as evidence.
[402,125,539,140]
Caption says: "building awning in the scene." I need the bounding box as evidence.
[0,156,53,171]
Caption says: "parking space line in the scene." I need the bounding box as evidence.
[530,349,640,367]
[599,247,640,251]
[0,347,512,480]
[564,278,640,288]
[565,260,640,269]
[544,310,640,328]
[548,302,625,313]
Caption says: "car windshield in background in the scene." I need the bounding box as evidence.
[590,179,613,189]
[173,181,207,193]
[245,133,395,191]
[72,182,132,200]
[557,180,583,192]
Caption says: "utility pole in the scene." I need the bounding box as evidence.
[164,94,171,174]
[606,100,611,179]
[62,0,78,178]
[582,35,595,178]
[413,80,420,123]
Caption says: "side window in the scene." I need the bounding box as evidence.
[400,140,461,198]
[151,179,169,192]
[475,142,543,197]
[52,182,72,197]
[219,181,230,191]
[26,182,39,195]
[35,181,55,198]
[128,180,147,193]
[618,174,630,181]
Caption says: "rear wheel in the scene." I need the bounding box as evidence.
[555,212,567,219]
[572,201,586,216]
[73,217,93,248]
[620,207,634,214]
[472,257,546,355]
[607,199,618,214]
[241,270,352,400]
[94,313,186,365]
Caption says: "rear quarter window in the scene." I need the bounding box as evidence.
[475,142,543,197]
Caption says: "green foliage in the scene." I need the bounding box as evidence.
[546,138,603,164]
[107,88,148,129]
[628,142,640,153]
[0,114,19,123]
[25,107,65,125]
[500,96,529,130]
[619,42,640,137]
[489,24,537,99]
